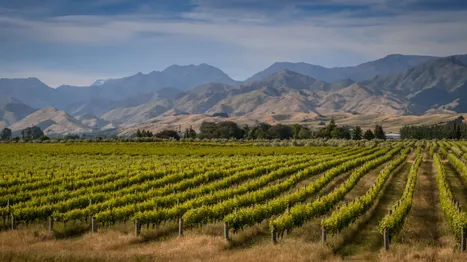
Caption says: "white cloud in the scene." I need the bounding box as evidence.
[1,2,467,84]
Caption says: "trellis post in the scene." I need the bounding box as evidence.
[321,226,326,245]
[461,227,466,252]
[383,227,390,251]
[178,218,184,237]
[224,222,229,241]
[48,216,54,232]
[135,218,141,236]
[271,225,277,244]
[91,216,98,233]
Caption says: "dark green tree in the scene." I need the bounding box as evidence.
[1,128,12,140]
[291,124,302,139]
[21,126,44,140]
[136,129,142,138]
[268,124,293,140]
[374,125,386,140]
[363,129,375,140]
[331,127,351,139]
[183,127,197,139]
[248,123,271,139]
[298,127,312,139]
[198,121,245,139]
[155,130,180,140]
[39,135,50,141]
[353,126,363,140]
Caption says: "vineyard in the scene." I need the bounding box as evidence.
[1,141,467,261]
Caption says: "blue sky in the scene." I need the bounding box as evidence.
[1,0,467,87]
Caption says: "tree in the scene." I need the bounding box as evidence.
[136,129,153,138]
[353,126,363,140]
[326,118,337,134]
[363,129,375,140]
[298,127,312,139]
[331,128,340,139]
[39,135,50,141]
[1,128,12,140]
[198,122,218,139]
[268,124,293,140]
[374,125,386,140]
[331,127,351,139]
[248,123,271,139]
[21,126,44,140]
[217,121,245,139]
[291,124,302,139]
[155,130,180,140]
[183,127,197,139]
[198,121,245,139]
[136,129,142,138]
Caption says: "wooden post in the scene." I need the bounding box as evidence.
[271,225,277,244]
[461,227,466,252]
[287,203,290,214]
[383,227,389,251]
[224,222,229,241]
[178,218,184,237]
[11,215,16,230]
[91,217,98,233]
[7,199,10,216]
[321,226,326,245]
[48,216,54,232]
[135,218,141,236]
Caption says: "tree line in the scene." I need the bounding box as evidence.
[0,119,388,142]
[134,119,386,141]
[400,116,467,140]
[1,126,50,141]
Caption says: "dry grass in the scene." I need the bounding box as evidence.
[2,227,467,262]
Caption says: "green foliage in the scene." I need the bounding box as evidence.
[135,129,153,138]
[447,153,467,183]
[0,128,12,140]
[39,135,50,141]
[378,149,422,235]
[363,129,375,140]
[21,126,44,140]
[183,147,381,227]
[374,125,386,140]
[198,121,245,139]
[298,127,312,139]
[400,117,466,139]
[155,130,180,140]
[322,147,412,233]
[183,127,197,139]
[331,127,351,139]
[353,126,363,140]
[270,146,404,235]
[433,153,467,240]
[223,148,387,231]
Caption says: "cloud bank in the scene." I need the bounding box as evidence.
[0,0,466,86]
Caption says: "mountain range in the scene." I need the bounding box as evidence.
[1,54,467,136]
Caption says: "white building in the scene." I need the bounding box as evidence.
[386,133,401,140]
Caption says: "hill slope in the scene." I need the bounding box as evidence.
[9,107,93,135]
[0,97,36,129]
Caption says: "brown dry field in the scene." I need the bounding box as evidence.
[120,112,467,135]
